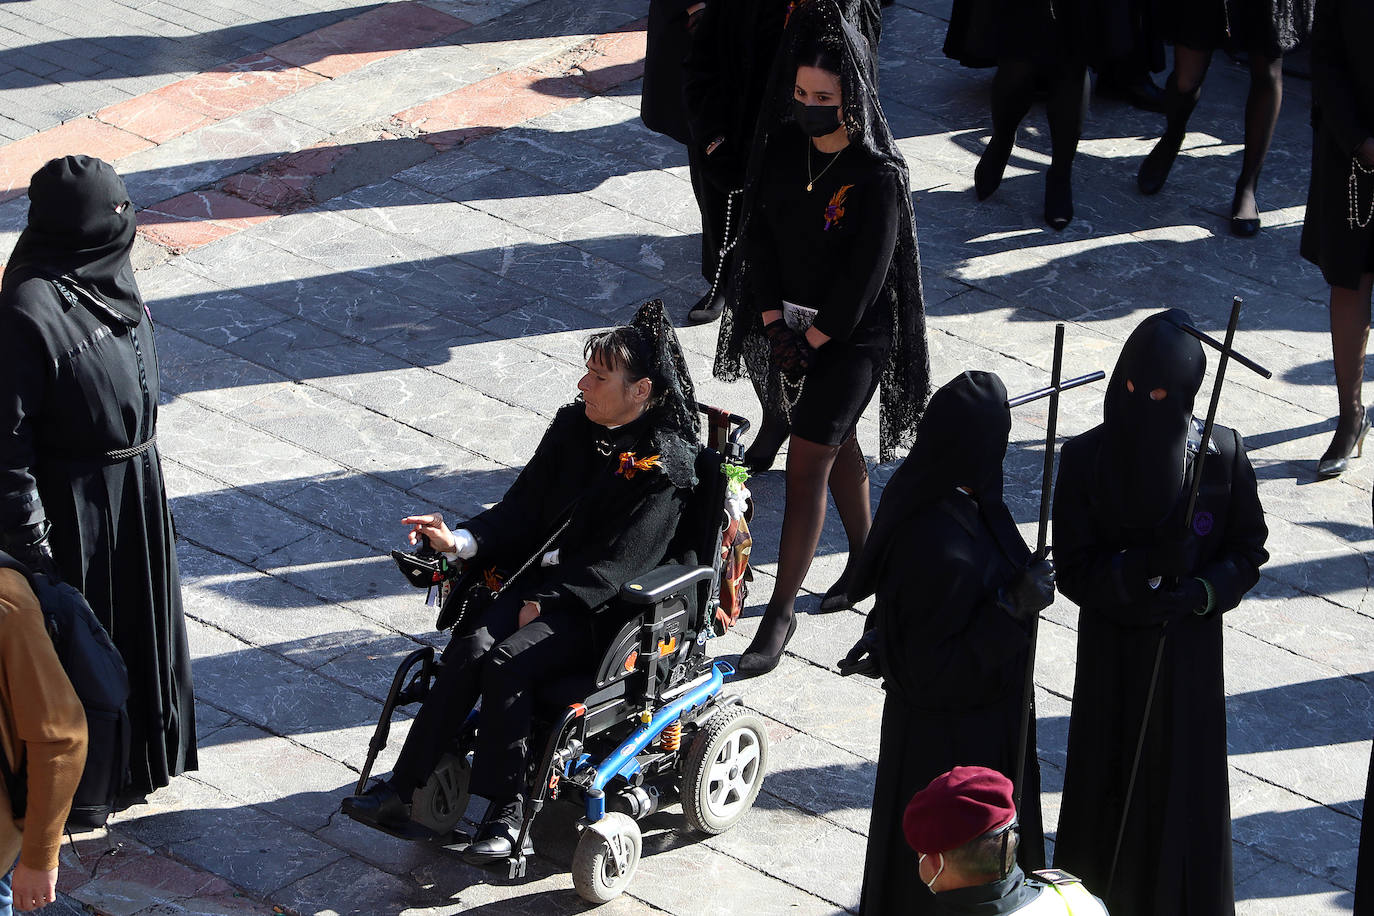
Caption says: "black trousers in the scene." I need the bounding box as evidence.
[391,594,595,802]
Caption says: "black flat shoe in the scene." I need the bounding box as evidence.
[1229,215,1260,238]
[1137,135,1182,196]
[737,615,798,678]
[688,288,725,324]
[1044,171,1073,231]
[462,822,533,865]
[1317,407,1371,478]
[974,133,1015,201]
[341,781,410,829]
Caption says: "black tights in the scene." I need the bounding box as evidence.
[980,58,1089,225]
[746,432,870,658]
[1169,46,1283,218]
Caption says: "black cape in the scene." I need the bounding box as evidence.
[853,372,1044,916]
[1052,424,1268,916]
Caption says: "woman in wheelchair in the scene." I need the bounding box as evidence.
[342,300,700,866]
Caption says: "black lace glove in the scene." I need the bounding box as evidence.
[838,629,882,679]
[1148,577,1209,624]
[998,554,1055,623]
[763,319,814,374]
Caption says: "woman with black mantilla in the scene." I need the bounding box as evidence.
[343,301,699,866]
[0,155,196,801]
[713,0,929,677]
[838,372,1052,915]
[1052,309,1268,916]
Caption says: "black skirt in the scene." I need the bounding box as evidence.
[1301,121,1374,290]
[944,0,1090,71]
[789,338,887,446]
[1160,0,1314,56]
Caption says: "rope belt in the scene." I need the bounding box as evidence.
[101,435,157,462]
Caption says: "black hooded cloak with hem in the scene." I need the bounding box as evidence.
[1052,310,1268,916]
[850,372,1044,916]
[0,155,196,797]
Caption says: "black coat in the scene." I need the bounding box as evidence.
[860,494,1045,916]
[463,403,693,640]
[0,276,196,798]
[1300,0,1374,290]
[642,0,696,144]
[1052,425,1267,916]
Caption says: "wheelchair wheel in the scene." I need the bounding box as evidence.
[682,705,768,835]
[572,812,642,904]
[411,751,471,835]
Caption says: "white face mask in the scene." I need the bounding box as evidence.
[918,852,945,892]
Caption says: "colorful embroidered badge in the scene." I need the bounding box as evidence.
[784,0,797,26]
[482,566,504,591]
[1192,510,1214,537]
[824,184,854,231]
[616,452,662,479]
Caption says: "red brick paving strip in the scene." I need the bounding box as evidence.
[0,7,645,257]
[0,1,470,202]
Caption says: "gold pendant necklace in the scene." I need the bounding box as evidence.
[806,139,844,192]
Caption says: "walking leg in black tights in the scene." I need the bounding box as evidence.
[1138,46,1210,194]
[738,434,842,676]
[818,433,870,611]
[976,58,1037,201]
[1044,64,1090,231]
[1230,54,1283,235]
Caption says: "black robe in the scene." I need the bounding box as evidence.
[641,0,695,145]
[861,493,1045,916]
[1358,736,1374,916]
[462,402,694,642]
[1052,424,1268,916]
[0,275,196,798]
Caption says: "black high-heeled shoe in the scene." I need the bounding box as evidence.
[736,615,798,678]
[1230,185,1261,238]
[1317,407,1371,478]
[974,133,1015,201]
[818,577,854,613]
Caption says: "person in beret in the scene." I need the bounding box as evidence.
[904,766,1110,915]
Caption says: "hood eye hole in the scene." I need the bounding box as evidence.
[1150,388,1168,401]
[1125,379,1135,393]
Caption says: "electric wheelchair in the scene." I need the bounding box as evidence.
[345,405,768,904]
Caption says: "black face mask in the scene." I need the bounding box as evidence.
[792,99,842,137]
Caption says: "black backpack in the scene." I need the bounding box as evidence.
[0,552,131,829]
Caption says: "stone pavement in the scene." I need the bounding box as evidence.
[0,0,1370,912]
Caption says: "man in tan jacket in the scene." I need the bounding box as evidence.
[0,558,86,913]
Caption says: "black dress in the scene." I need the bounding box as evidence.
[1052,425,1268,916]
[943,0,1100,71]
[0,276,196,798]
[1158,0,1314,56]
[747,128,899,445]
[1300,0,1374,291]
[859,496,1045,916]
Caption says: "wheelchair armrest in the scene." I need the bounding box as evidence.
[620,565,713,605]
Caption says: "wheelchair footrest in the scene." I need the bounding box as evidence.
[507,853,528,879]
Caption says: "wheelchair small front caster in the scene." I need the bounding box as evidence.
[572,812,642,904]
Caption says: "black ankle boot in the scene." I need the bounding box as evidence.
[1317,406,1371,478]
[463,795,532,865]
[1137,74,1201,196]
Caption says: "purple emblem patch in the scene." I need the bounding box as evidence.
[1192,510,1214,537]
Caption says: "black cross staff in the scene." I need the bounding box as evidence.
[1107,297,1271,896]
[1004,323,1105,811]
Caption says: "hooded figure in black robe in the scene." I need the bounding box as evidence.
[840,371,1051,916]
[0,156,196,800]
[1052,309,1268,916]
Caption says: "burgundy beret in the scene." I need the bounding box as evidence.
[903,766,1017,855]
